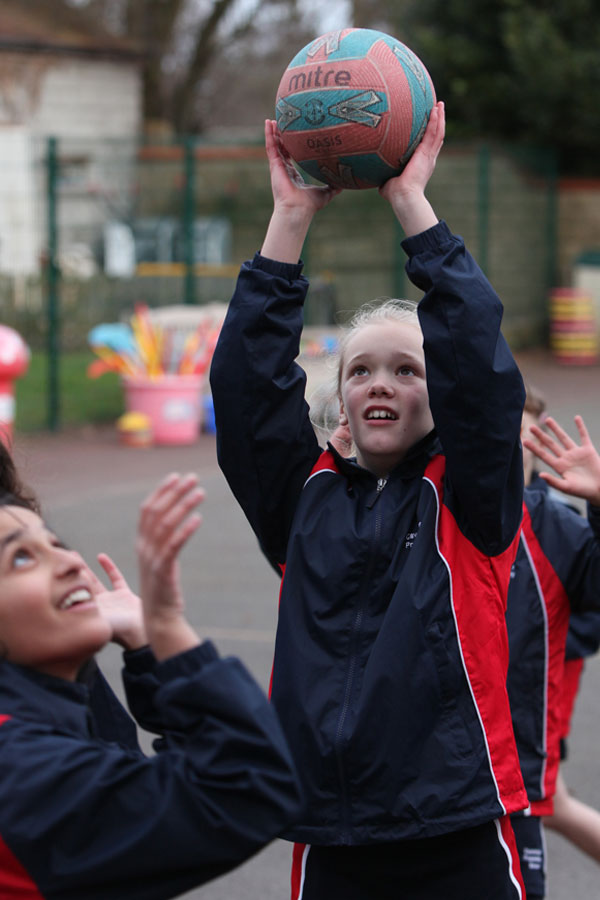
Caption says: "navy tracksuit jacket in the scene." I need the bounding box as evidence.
[506,484,600,813]
[0,643,303,899]
[210,220,529,845]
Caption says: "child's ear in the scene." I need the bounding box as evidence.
[338,400,348,427]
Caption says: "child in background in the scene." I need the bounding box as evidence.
[514,405,600,879]
[0,470,303,900]
[506,392,600,899]
[211,103,529,899]
[547,636,600,864]
[523,388,600,863]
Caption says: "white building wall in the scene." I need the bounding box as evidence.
[0,127,39,273]
[0,55,141,274]
[30,59,141,139]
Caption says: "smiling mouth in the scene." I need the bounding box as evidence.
[366,410,398,420]
[59,588,93,610]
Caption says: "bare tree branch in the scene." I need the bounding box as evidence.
[126,0,187,122]
[171,0,263,131]
[62,0,300,134]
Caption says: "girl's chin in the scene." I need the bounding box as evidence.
[71,622,113,662]
[358,447,404,473]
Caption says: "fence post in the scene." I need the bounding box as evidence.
[182,136,196,305]
[46,136,60,431]
[544,150,559,294]
[393,217,406,299]
[477,144,490,275]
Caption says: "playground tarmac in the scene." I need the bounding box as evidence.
[10,347,600,900]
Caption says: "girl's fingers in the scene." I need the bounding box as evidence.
[538,472,564,491]
[264,119,279,159]
[97,553,128,590]
[157,512,203,570]
[151,472,197,507]
[425,101,445,153]
[528,424,561,456]
[412,101,444,163]
[139,472,183,520]
[139,476,205,558]
[148,489,204,549]
[543,416,575,450]
[156,482,204,530]
[523,439,556,469]
[574,414,591,446]
[140,473,201,531]
[266,119,292,171]
[86,565,106,595]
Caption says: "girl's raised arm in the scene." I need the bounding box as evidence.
[261,119,340,263]
[379,100,444,237]
[136,473,205,661]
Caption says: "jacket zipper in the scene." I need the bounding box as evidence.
[366,476,388,509]
[334,479,385,841]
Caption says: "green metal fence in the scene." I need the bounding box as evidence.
[0,133,558,429]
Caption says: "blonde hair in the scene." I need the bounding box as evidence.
[336,298,420,393]
[523,381,546,419]
[308,380,341,446]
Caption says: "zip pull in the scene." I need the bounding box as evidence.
[367,477,388,509]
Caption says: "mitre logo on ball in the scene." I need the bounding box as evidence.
[275,28,436,189]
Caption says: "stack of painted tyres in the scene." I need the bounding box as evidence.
[550,288,598,365]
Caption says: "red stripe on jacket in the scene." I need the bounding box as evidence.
[0,836,44,899]
[520,504,571,815]
[424,455,527,814]
[291,842,308,900]
[303,450,339,486]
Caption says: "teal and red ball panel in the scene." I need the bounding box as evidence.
[276,28,436,189]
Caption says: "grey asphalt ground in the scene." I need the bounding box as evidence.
[11,347,600,899]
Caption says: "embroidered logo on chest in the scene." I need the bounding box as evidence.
[404,521,422,549]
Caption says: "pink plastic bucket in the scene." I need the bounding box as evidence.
[122,375,202,445]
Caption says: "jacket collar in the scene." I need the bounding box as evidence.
[0,659,92,736]
[527,472,548,495]
[327,428,441,483]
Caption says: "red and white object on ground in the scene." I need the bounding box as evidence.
[0,326,30,446]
